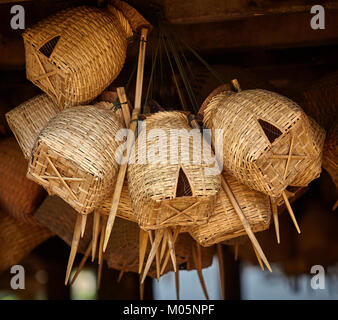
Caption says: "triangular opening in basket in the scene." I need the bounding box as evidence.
[258,119,283,144]
[175,168,193,197]
[39,36,60,58]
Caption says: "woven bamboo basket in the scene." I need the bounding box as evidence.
[27,104,124,215]
[6,94,60,159]
[22,3,148,108]
[322,123,338,191]
[0,209,52,274]
[0,138,46,224]
[203,87,325,199]
[127,111,221,230]
[189,171,271,246]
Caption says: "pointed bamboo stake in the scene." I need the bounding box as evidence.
[192,242,209,300]
[70,240,92,286]
[190,116,272,272]
[167,228,177,272]
[92,210,101,261]
[333,200,338,211]
[160,227,180,275]
[253,244,264,271]
[97,260,103,290]
[160,230,168,261]
[99,216,108,266]
[142,229,164,283]
[139,229,149,274]
[148,230,161,281]
[216,244,225,300]
[283,135,295,181]
[81,214,87,238]
[104,27,149,252]
[116,87,131,128]
[175,264,180,300]
[65,213,82,285]
[117,270,124,283]
[234,244,239,261]
[271,199,280,244]
[139,274,144,300]
[282,190,301,234]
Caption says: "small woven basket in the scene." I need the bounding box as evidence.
[189,172,271,246]
[0,138,46,224]
[22,5,137,108]
[203,87,325,199]
[0,209,52,274]
[127,111,221,230]
[6,94,60,159]
[27,104,124,215]
[323,123,338,191]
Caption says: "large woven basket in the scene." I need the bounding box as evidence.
[22,4,142,108]
[27,104,124,215]
[6,94,60,159]
[322,123,338,191]
[127,111,221,230]
[189,171,271,246]
[0,209,52,274]
[0,138,46,224]
[203,87,325,199]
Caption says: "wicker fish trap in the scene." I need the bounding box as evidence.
[22,4,146,108]
[127,111,221,230]
[6,94,60,159]
[189,172,271,246]
[0,138,46,224]
[27,104,124,215]
[323,123,338,191]
[203,87,325,199]
[0,209,52,274]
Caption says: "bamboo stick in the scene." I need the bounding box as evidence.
[70,241,92,286]
[167,229,177,272]
[81,214,87,238]
[271,199,280,244]
[283,135,294,180]
[282,190,301,234]
[139,228,149,274]
[253,244,264,271]
[234,244,239,261]
[104,27,149,252]
[142,229,164,283]
[65,213,82,285]
[116,87,131,128]
[216,244,225,300]
[92,210,101,261]
[192,242,209,300]
[160,227,180,275]
[175,265,180,300]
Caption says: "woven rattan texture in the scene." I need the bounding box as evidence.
[189,172,271,246]
[0,209,52,274]
[128,111,220,230]
[27,105,124,215]
[6,94,60,159]
[323,123,338,190]
[98,178,136,222]
[203,89,324,198]
[0,138,46,224]
[23,6,131,108]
